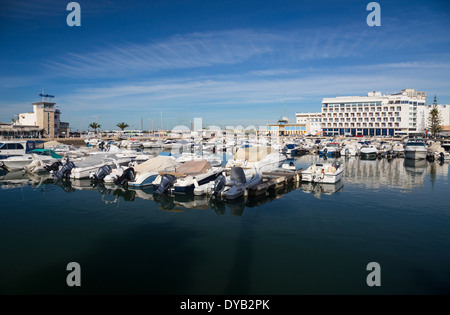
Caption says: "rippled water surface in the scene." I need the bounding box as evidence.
[1,154,449,294]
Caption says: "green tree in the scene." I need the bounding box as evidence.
[89,122,101,134]
[116,122,129,131]
[428,95,443,138]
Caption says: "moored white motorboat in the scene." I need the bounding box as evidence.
[360,145,378,160]
[69,153,132,179]
[142,140,163,148]
[301,161,344,183]
[0,149,62,171]
[153,160,224,194]
[193,166,262,199]
[340,145,358,157]
[176,152,222,167]
[121,154,180,187]
[225,146,286,172]
[404,138,427,160]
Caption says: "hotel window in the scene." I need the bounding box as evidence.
[388,123,392,127]
[383,107,388,111]
[375,123,379,127]
[377,107,382,111]
[369,123,373,127]
[390,107,394,111]
[370,107,375,111]
[363,123,367,127]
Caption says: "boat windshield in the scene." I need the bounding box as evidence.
[407,142,425,146]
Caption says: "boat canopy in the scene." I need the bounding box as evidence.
[174,160,212,175]
[74,153,117,168]
[30,149,62,159]
[134,155,179,174]
[26,140,44,153]
[233,146,274,162]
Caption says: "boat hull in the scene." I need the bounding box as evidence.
[405,150,427,160]
[128,173,158,187]
[173,173,220,194]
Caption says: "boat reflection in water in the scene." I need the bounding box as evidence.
[1,155,448,214]
[0,169,53,189]
[404,158,427,174]
[300,180,344,199]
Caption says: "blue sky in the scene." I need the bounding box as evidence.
[1,0,450,131]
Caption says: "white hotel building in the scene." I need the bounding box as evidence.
[321,89,427,137]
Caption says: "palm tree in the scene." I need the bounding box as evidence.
[116,122,129,131]
[89,122,101,134]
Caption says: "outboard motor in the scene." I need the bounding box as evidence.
[90,165,112,181]
[99,141,105,150]
[154,174,176,195]
[212,174,226,196]
[230,167,246,184]
[54,161,75,179]
[439,152,445,162]
[114,167,135,187]
[44,160,62,173]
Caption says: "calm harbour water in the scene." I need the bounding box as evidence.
[1,154,449,294]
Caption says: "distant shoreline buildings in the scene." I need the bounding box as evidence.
[0,93,69,139]
[268,88,450,138]
[1,88,449,139]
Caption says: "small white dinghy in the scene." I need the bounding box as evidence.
[301,161,344,184]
